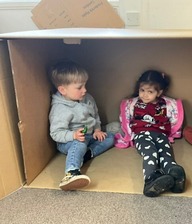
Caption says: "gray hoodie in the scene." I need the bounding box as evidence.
[49,91,101,143]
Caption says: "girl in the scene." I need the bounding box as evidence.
[115,70,186,197]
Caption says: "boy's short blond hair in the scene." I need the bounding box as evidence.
[48,60,89,88]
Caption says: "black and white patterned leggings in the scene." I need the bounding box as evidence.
[134,131,177,180]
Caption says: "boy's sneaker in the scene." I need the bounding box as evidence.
[168,165,186,193]
[144,170,174,197]
[59,169,90,191]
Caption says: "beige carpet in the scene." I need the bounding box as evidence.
[27,139,192,197]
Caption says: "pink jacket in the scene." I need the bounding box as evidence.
[115,96,184,149]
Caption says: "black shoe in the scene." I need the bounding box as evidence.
[168,165,186,193]
[83,149,93,164]
[144,170,174,197]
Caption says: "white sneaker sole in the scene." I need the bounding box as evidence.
[59,175,91,191]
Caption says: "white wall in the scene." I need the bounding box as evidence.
[0,0,39,33]
[142,0,192,29]
[1,0,192,33]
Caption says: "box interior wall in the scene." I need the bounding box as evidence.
[7,37,192,184]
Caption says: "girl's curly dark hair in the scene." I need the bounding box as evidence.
[132,70,170,97]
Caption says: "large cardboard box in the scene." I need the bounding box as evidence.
[0,28,192,196]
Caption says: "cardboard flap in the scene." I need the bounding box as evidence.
[31,0,125,29]
[7,40,56,184]
[0,41,24,196]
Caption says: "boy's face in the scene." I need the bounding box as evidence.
[58,82,87,101]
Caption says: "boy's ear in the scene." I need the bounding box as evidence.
[58,85,66,95]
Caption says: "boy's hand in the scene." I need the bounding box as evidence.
[93,129,107,141]
[73,128,85,142]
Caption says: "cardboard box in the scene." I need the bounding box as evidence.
[0,41,24,199]
[0,28,192,196]
[31,0,125,29]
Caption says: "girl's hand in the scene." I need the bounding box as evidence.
[73,128,85,142]
[93,129,107,141]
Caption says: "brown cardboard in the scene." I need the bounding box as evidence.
[28,140,192,197]
[8,40,56,184]
[0,29,192,195]
[31,0,125,29]
[0,41,24,199]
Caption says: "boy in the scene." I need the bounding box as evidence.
[48,60,114,191]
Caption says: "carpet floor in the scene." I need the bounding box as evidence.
[1,188,192,224]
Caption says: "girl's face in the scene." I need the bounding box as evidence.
[138,83,163,104]
[58,82,87,101]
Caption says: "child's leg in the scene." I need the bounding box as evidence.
[134,131,159,180]
[86,132,114,158]
[134,131,174,197]
[155,133,186,193]
[57,140,87,173]
[57,141,91,190]
[154,132,177,172]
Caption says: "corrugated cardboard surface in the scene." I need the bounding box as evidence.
[7,40,56,185]
[0,41,24,199]
[28,139,192,197]
[31,0,125,29]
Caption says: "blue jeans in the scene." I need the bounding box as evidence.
[57,132,114,173]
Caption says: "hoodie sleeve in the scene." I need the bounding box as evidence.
[86,93,101,130]
[49,104,74,143]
